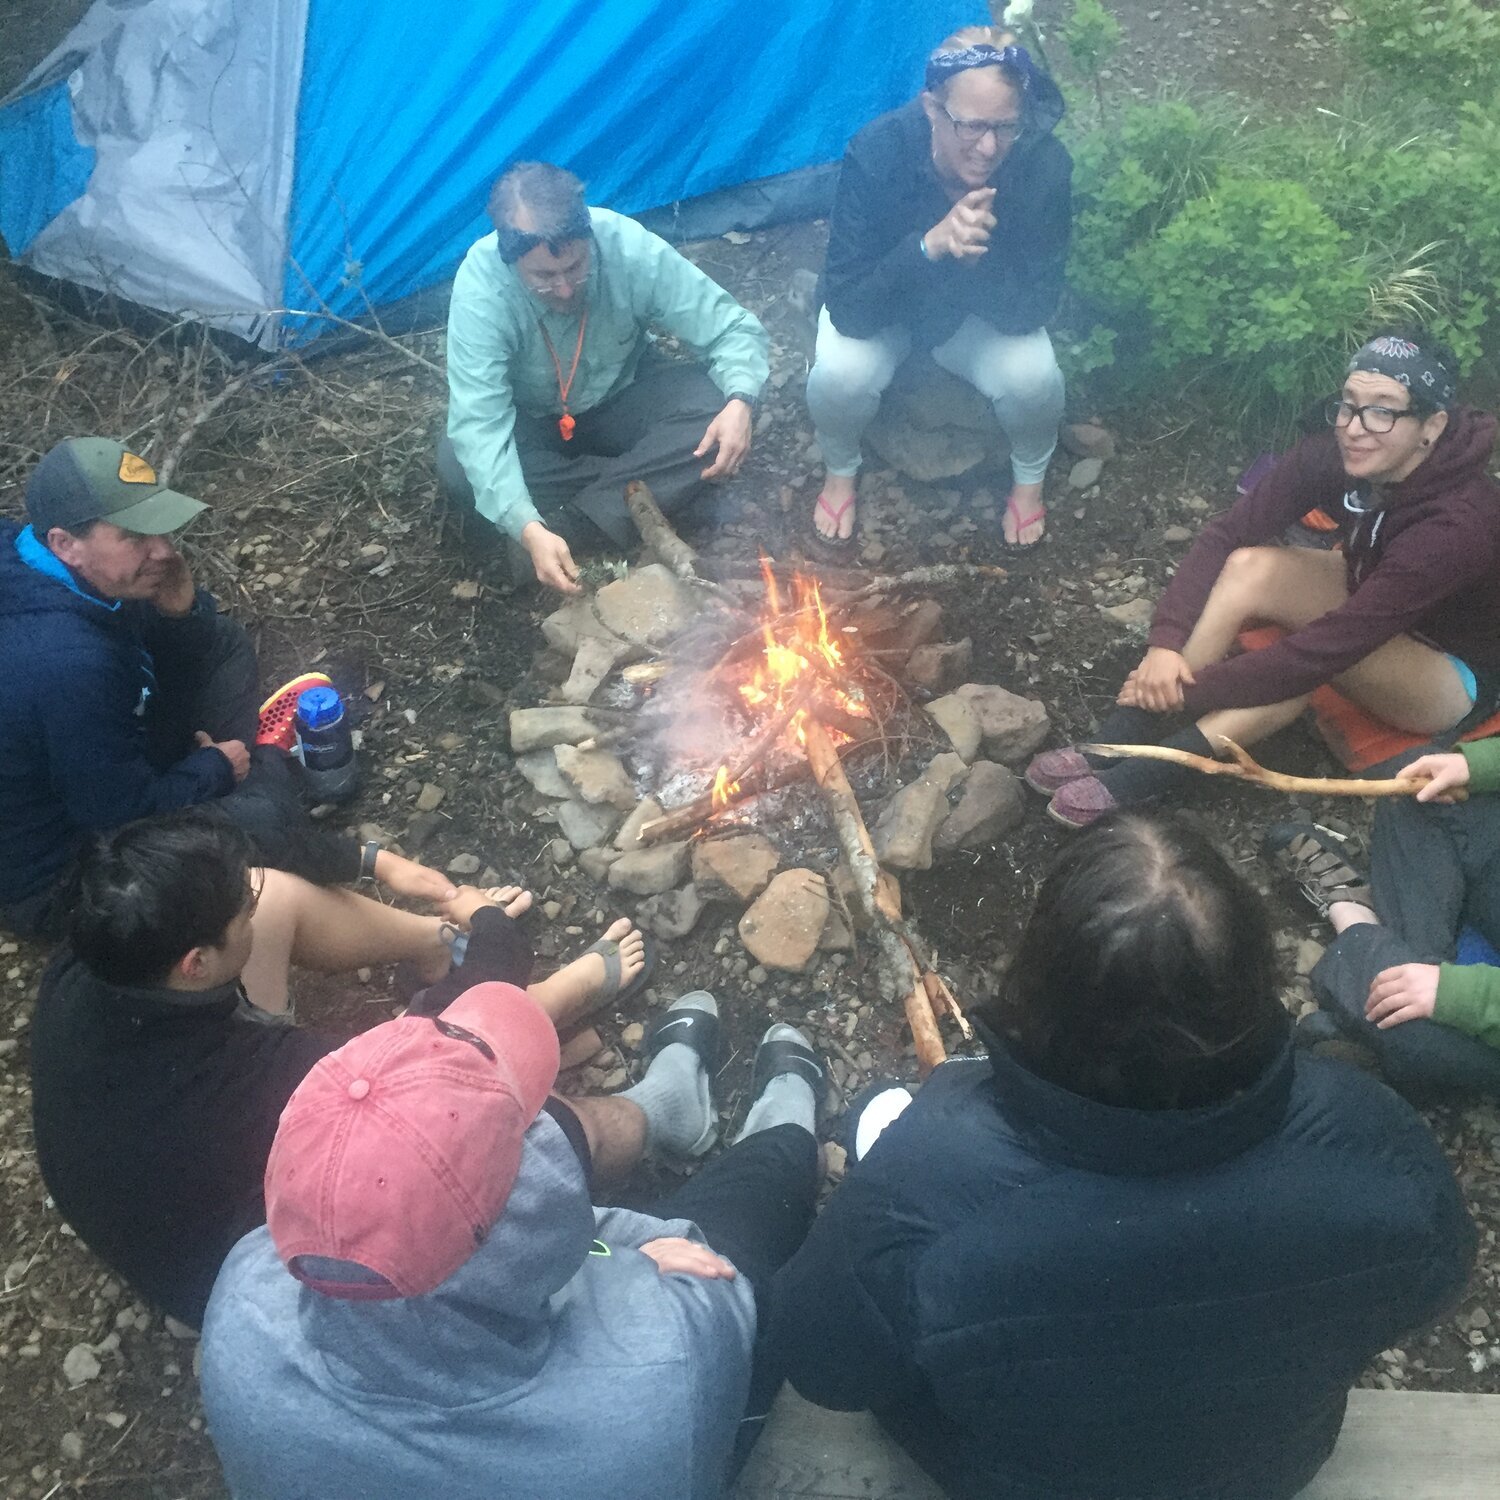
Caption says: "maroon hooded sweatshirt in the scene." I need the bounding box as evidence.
[1148,408,1500,715]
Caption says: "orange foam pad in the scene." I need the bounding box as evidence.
[1237,627,1500,772]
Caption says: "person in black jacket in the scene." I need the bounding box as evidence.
[807,26,1071,551]
[0,436,451,939]
[767,812,1474,1500]
[29,809,653,1327]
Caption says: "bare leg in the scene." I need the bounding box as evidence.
[243,868,451,1014]
[529,917,647,1029]
[1180,547,1347,670]
[556,1093,647,1187]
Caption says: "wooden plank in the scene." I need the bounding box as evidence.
[1300,1390,1500,1500]
[735,1388,1500,1500]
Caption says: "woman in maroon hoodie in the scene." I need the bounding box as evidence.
[1027,329,1500,827]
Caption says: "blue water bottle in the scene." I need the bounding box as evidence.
[294,685,359,803]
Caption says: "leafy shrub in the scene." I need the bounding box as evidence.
[1341,0,1500,109]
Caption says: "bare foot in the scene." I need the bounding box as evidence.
[439,884,533,929]
[1003,481,1046,547]
[373,850,458,904]
[531,917,647,1028]
[813,471,858,541]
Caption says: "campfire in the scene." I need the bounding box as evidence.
[510,484,1052,1073]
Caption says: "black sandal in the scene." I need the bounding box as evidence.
[749,1025,826,1104]
[1265,823,1373,918]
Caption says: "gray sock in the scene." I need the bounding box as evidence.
[734,1024,818,1143]
[620,995,716,1157]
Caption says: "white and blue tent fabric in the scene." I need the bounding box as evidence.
[0,0,973,348]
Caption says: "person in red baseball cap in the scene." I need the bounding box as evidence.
[0,436,452,939]
[201,980,825,1500]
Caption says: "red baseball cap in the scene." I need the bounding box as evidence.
[265,982,559,1300]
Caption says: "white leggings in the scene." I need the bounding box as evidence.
[806,308,1065,485]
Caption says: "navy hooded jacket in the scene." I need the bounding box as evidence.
[767,1043,1474,1500]
[0,519,233,910]
[819,71,1072,347]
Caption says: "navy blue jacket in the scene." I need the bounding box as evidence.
[768,1043,1474,1500]
[0,520,233,909]
[819,76,1072,348]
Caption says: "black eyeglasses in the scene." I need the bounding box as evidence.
[938,101,1022,146]
[1325,397,1421,435]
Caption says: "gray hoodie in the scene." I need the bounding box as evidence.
[200,1114,756,1500]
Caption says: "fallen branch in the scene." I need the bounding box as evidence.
[1082,739,1467,801]
[625,480,701,581]
[844,563,1008,601]
[802,716,950,1076]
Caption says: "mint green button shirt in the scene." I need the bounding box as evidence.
[446,208,770,538]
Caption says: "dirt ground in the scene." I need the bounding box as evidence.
[2,1,1498,1496]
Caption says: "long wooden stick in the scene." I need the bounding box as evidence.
[802,716,949,1076]
[624,480,701,581]
[1081,738,1467,801]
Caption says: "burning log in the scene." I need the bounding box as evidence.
[1082,739,1468,802]
[802,716,951,1076]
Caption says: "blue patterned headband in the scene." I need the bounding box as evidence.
[925,42,1033,91]
[1348,335,1456,409]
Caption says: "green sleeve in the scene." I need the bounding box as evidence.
[626,221,770,402]
[1459,737,1500,794]
[1434,962,1500,1052]
[445,248,544,541]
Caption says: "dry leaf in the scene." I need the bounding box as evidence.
[451,580,482,600]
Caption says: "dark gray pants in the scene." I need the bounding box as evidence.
[437,356,726,550]
[1310,775,1500,1099]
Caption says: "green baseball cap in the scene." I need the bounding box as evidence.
[25,438,207,536]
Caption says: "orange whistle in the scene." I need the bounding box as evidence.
[558,413,576,441]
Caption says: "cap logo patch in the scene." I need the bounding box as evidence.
[118,452,157,485]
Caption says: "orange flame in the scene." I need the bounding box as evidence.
[710,765,741,809]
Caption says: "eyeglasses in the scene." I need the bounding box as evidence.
[521,247,591,293]
[938,101,1023,146]
[1325,397,1420,435]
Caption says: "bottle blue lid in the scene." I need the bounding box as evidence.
[297,685,344,730]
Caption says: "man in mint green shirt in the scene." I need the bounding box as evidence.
[440,162,770,592]
[1274,736,1500,1098]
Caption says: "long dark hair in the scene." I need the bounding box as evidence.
[979,812,1288,1111]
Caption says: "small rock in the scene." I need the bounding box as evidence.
[556,799,624,851]
[516,749,573,799]
[904,638,973,693]
[873,781,951,871]
[1060,421,1117,460]
[613,798,665,850]
[446,852,482,876]
[542,900,563,920]
[1100,598,1155,630]
[164,1315,198,1340]
[1068,457,1105,491]
[559,636,627,705]
[952,683,1051,762]
[546,839,575,868]
[404,810,447,850]
[508,706,598,754]
[541,564,695,656]
[415,782,445,813]
[691,833,781,904]
[578,846,624,881]
[554,745,637,810]
[609,842,691,896]
[1296,939,1326,976]
[60,1432,85,1463]
[924,694,983,763]
[934,761,1025,853]
[63,1344,101,1385]
[637,883,707,939]
[739,870,830,972]
[1162,525,1194,544]
[620,1022,646,1049]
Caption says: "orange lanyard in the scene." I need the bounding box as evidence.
[538,312,587,440]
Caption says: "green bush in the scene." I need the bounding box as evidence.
[1341,0,1500,109]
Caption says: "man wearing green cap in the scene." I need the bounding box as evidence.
[0,438,452,939]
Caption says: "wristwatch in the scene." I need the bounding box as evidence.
[727,391,759,410]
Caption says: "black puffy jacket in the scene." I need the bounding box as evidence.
[768,1043,1473,1500]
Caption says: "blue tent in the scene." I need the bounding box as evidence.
[0,0,973,347]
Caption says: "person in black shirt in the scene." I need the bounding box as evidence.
[807,25,1071,551]
[29,809,648,1326]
